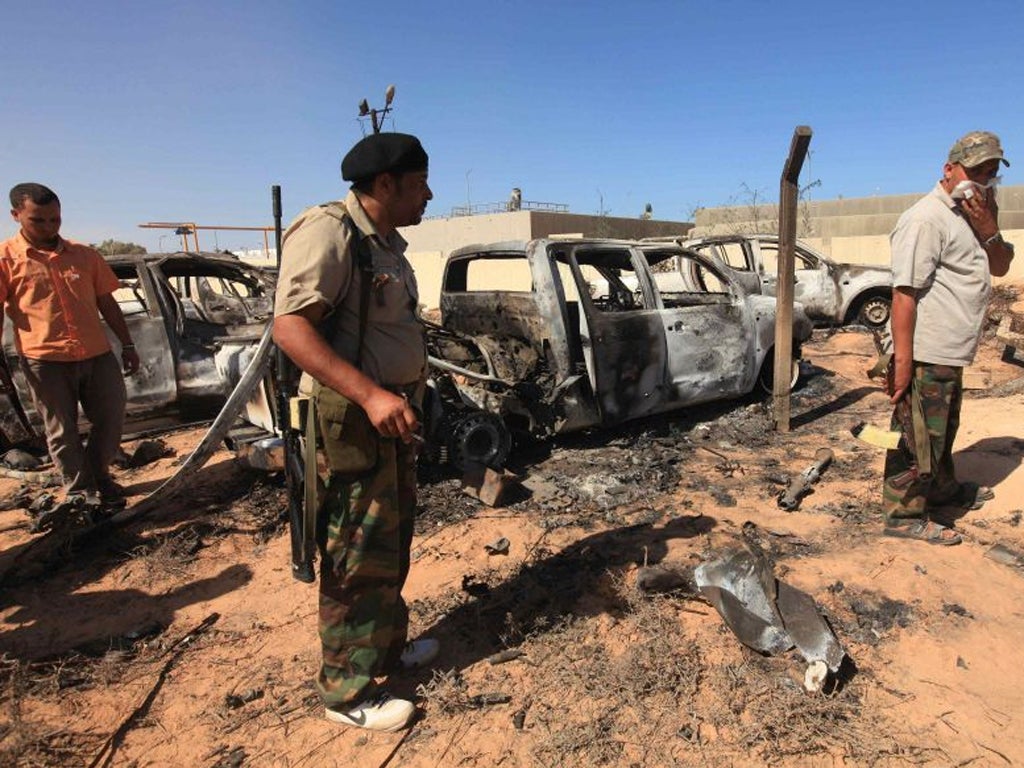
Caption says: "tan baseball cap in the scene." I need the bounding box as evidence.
[948,131,1010,168]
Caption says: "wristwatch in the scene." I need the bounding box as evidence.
[983,232,1004,247]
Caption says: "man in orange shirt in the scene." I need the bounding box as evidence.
[1,183,140,521]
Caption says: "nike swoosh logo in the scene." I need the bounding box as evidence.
[344,710,366,725]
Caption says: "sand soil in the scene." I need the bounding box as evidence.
[3,294,1024,767]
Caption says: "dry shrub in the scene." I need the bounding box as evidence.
[432,566,920,767]
[127,524,205,582]
[0,654,107,768]
[416,668,477,715]
[521,586,706,767]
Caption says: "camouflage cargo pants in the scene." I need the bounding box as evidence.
[882,362,963,522]
[316,434,417,707]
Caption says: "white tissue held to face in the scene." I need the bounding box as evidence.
[951,176,1001,201]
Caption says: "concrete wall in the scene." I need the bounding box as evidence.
[691,185,1024,281]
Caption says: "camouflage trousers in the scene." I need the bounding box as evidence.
[882,363,963,522]
[316,434,417,707]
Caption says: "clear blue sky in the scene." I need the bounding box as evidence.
[3,0,1020,253]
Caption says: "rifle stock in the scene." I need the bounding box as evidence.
[272,185,316,583]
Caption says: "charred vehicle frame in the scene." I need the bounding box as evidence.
[1,251,276,449]
[657,234,893,329]
[420,238,814,469]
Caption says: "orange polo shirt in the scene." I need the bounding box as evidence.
[0,233,120,361]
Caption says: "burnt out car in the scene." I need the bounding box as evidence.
[1,251,276,448]
[421,238,813,467]
[665,234,892,329]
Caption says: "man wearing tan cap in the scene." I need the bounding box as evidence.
[273,132,438,732]
[882,131,1014,545]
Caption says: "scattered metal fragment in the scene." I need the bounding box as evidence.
[461,464,517,507]
[27,492,55,515]
[0,466,60,486]
[635,564,697,594]
[693,543,846,674]
[468,692,512,708]
[985,542,1024,570]
[1,448,41,470]
[698,445,742,477]
[487,649,525,665]
[225,689,264,709]
[484,537,510,556]
[210,746,247,768]
[127,439,176,468]
[778,448,833,511]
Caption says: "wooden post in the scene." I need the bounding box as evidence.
[773,126,812,432]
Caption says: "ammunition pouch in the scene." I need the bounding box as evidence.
[312,382,379,475]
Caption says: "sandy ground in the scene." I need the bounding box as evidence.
[2,311,1024,767]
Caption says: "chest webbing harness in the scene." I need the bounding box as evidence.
[299,202,375,539]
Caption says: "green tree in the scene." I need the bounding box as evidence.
[92,239,148,255]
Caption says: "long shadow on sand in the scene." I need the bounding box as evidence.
[936,435,1024,527]
[0,459,269,660]
[390,513,716,699]
[790,386,878,430]
[0,563,251,660]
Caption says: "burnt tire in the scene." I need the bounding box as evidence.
[856,295,891,329]
[448,411,512,471]
[758,355,800,394]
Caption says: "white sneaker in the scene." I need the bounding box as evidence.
[325,693,415,732]
[400,638,440,670]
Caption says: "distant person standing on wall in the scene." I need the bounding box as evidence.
[0,183,140,521]
[272,133,438,732]
[882,132,1014,544]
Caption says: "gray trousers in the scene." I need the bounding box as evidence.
[22,352,127,495]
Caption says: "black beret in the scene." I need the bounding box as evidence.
[341,132,428,182]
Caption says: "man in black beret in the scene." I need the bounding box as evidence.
[273,132,434,732]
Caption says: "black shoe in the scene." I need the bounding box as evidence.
[97,478,128,509]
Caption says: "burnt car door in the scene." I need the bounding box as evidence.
[148,255,275,428]
[108,257,178,409]
[644,248,753,403]
[754,239,839,323]
[560,242,670,425]
[684,238,762,296]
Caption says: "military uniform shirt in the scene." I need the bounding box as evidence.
[274,190,426,386]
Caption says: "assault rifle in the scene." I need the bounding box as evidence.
[272,185,316,583]
[0,347,35,439]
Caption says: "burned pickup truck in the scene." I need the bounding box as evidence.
[657,234,893,329]
[422,238,813,467]
[1,251,276,449]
